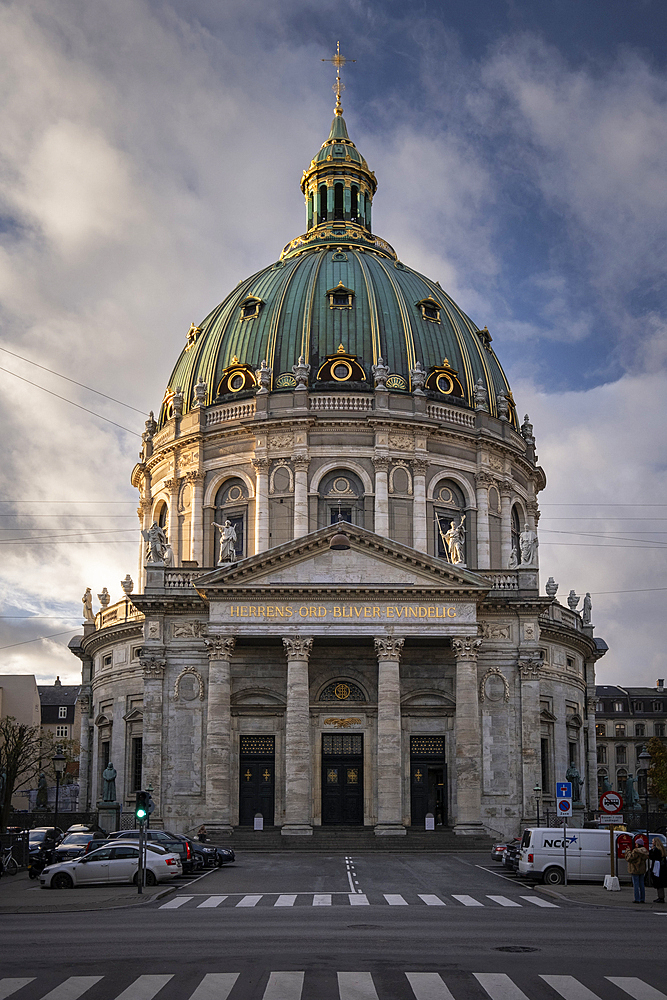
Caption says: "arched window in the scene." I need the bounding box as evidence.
[154,502,168,530]
[351,185,359,223]
[319,185,327,224]
[511,506,521,565]
[318,470,365,528]
[307,193,314,230]
[334,183,344,221]
[433,480,466,562]
[214,478,248,560]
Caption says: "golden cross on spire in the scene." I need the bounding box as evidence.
[322,41,355,117]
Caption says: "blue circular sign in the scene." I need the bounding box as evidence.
[558,799,572,812]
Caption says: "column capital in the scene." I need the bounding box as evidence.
[252,458,270,473]
[412,458,429,476]
[518,654,541,680]
[374,636,404,661]
[186,470,206,484]
[526,499,540,522]
[282,636,313,660]
[205,636,236,661]
[141,655,166,679]
[373,456,390,472]
[475,470,495,489]
[293,458,310,472]
[452,637,482,662]
[499,480,513,499]
[164,477,180,492]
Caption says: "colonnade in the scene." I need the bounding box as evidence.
[132,632,487,835]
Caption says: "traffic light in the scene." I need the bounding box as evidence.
[135,790,148,822]
[145,790,154,816]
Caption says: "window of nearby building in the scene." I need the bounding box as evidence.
[616,768,627,792]
[131,736,143,792]
[56,725,68,738]
[653,701,664,712]
[616,745,627,764]
[567,657,574,669]
[58,706,67,719]
[656,723,666,737]
[635,723,646,737]
[615,723,626,737]
[635,744,645,760]
[597,768,608,792]
[596,723,606,737]
[103,654,112,668]
[614,701,624,712]
[597,744,607,764]
[595,701,604,712]
[540,737,551,795]
[633,701,644,712]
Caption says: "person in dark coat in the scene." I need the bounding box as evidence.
[649,838,666,903]
[626,844,649,903]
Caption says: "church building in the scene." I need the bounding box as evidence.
[70,75,607,839]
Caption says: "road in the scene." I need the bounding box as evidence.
[0,852,664,1000]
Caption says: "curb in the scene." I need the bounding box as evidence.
[534,883,652,911]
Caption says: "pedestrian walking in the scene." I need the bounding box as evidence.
[649,838,667,903]
[626,843,650,903]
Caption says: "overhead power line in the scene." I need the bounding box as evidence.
[0,366,141,437]
[0,629,79,650]
[0,346,146,415]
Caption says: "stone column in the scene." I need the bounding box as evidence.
[141,654,166,818]
[374,636,406,835]
[253,459,270,554]
[204,636,235,832]
[412,459,428,553]
[475,472,492,570]
[165,477,180,565]
[282,636,314,835]
[293,459,310,538]
[78,691,92,811]
[452,637,484,835]
[189,471,206,566]
[518,655,542,824]
[499,482,513,569]
[373,457,389,537]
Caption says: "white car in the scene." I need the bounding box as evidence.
[40,841,182,889]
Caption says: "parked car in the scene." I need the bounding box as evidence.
[107,829,197,874]
[491,842,507,862]
[502,837,522,872]
[65,823,104,835]
[40,841,182,889]
[27,828,64,866]
[190,841,235,868]
[51,831,107,863]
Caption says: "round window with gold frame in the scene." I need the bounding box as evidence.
[436,372,454,395]
[332,360,353,381]
[229,373,246,392]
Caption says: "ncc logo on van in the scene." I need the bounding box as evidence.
[600,791,623,813]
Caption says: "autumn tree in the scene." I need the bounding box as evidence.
[647,735,667,803]
[0,717,79,832]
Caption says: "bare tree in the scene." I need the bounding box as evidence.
[0,716,79,832]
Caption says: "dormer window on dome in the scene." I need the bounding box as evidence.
[425,359,464,398]
[317,346,367,383]
[327,282,354,309]
[240,296,263,321]
[417,297,441,323]
[217,357,257,396]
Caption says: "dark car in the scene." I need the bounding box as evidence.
[107,830,197,874]
[27,827,65,869]
[51,831,107,863]
[502,837,522,872]
[190,840,235,867]
[65,823,104,835]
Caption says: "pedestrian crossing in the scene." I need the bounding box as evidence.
[0,972,663,1000]
[157,890,559,910]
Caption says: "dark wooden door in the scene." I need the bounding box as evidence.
[322,756,363,825]
[239,758,275,826]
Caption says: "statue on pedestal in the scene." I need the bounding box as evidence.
[566,764,583,803]
[444,515,466,565]
[142,522,168,563]
[102,762,117,803]
[213,519,237,564]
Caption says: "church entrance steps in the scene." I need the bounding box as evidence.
[212,826,495,852]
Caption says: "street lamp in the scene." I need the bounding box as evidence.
[51,750,67,839]
[533,785,542,828]
[638,745,651,841]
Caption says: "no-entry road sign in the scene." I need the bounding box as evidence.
[600,791,623,814]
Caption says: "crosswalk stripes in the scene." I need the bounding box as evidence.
[157,891,559,910]
[607,980,667,1000]
[0,973,665,1000]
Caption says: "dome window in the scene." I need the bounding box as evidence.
[333,145,345,157]
[327,282,354,309]
[417,297,441,323]
[216,357,257,396]
[425,359,464,398]
[316,346,367,384]
[240,296,263,321]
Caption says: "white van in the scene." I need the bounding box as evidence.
[517,828,666,885]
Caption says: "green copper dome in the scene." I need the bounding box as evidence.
[159,114,515,428]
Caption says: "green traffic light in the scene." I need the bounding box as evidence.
[136,808,147,819]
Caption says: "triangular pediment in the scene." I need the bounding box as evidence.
[195,523,490,597]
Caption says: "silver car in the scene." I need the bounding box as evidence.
[40,841,182,889]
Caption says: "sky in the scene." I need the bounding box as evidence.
[0,0,665,688]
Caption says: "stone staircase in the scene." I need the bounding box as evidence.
[213,826,495,853]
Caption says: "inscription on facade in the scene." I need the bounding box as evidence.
[227,603,461,619]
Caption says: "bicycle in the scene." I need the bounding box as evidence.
[1,844,19,876]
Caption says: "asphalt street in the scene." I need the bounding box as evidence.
[0,852,664,1000]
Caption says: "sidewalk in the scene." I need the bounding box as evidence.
[0,869,177,914]
[536,881,667,910]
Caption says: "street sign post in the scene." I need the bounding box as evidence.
[600,813,624,824]
[556,782,573,885]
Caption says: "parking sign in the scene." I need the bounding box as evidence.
[557,797,573,817]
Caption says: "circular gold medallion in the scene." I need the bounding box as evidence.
[334,682,351,700]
